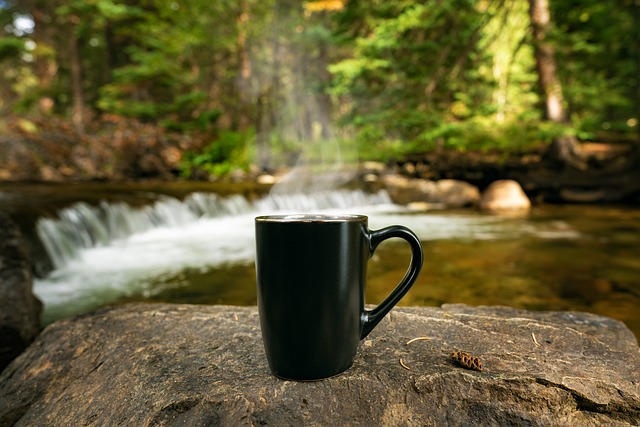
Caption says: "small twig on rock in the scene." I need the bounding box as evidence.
[531,332,540,346]
[399,357,411,371]
[399,337,431,372]
[406,336,431,345]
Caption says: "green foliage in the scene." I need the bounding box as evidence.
[162,97,221,133]
[419,117,570,151]
[551,0,639,137]
[91,2,198,121]
[355,115,569,162]
[0,36,25,60]
[180,131,254,178]
[330,0,511,150]
[333,0,639,156]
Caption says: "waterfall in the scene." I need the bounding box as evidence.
[36,189,393,270]
[32,187,583,325]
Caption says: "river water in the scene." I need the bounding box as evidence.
[1,182,639,340]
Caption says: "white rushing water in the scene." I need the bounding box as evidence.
[33,189,581,321]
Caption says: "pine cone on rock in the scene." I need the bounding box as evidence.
[451,350,483,372]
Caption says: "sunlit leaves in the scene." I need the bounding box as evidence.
[303,0,346,13]
[330,0,495,147]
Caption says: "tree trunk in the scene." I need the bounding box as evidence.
[528,0,587,170]
[528,0,565,123]
[69,21,85,135]
[31,4,58,115]
[235,0,253,132]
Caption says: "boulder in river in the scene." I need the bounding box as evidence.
[382,174,480,208]
[0,303,638,425]
[479,179,532,213]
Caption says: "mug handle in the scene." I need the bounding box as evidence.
[361,225,424,339]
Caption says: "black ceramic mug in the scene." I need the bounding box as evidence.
[255,214,423,380]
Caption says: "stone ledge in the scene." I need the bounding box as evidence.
[0,303,638,426]
[0,212,42,372]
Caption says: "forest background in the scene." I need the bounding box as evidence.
[0,0,638,184]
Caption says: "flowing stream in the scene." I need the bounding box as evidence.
[2,183,639,339]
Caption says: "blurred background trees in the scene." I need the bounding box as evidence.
[0,0,638,176]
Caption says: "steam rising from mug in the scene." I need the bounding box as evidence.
[235,2,358,195]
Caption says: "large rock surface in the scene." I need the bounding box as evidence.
[1,303,638,426]
[0,213,41,372]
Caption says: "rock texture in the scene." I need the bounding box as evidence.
[479,179,532,212]
[382,174,480,208]
[1,303,638,426]
[0,213,42,372]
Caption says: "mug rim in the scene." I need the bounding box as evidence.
[255,214,367,223]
